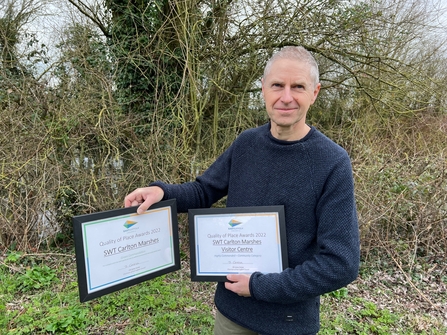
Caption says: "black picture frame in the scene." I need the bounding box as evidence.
[188,206,288,282]
[73,199,180,302]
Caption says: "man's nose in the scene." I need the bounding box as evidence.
[281,87,293,103]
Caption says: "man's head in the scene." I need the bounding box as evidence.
[261,46,321,141]
[263,46,320,88]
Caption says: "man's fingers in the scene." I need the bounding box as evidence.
[227,274,237,282]
[224,274,251,297]
[123,186,164,214]
[137,197,154,214]
[124,189,143,208]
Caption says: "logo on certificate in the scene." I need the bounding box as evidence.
[228,219,242,228]
[123,220,138,229]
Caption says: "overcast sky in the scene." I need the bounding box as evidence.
[12,0,447,79]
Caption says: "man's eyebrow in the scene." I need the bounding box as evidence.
[292,79,307,85]
[268,77,284,83]
[266,77,308,87]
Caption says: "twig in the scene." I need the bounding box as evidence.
[379,240,441,311]
[0,260,25,274]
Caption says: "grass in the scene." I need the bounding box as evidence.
[1,249,446,335]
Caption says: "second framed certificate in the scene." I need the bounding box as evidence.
[188,206,288,281]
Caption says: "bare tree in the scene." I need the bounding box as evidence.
[2,0,446,252]
[0,0,43,75]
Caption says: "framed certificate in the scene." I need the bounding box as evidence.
[73,199,180,302]
[188,206,288,282]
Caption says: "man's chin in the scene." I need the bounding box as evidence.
[271,118,300,128]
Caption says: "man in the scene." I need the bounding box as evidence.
[124,46,360,335]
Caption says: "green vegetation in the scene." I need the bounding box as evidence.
[1,250,445,334]
[1,250,215,334]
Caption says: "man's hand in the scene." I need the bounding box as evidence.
[124,186,164,214]
[224,274,252,297]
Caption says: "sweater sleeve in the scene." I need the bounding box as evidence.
[249,154,360,304]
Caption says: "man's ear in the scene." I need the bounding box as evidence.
[261,77,265,97]
[311,83,321,104]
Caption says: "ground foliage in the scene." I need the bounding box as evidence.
[0,240,446,334]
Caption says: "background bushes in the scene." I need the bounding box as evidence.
[0,0,446,264]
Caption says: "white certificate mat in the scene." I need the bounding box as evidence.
[188,206,288,281]
[73,199,180,302]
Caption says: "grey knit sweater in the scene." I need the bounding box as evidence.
[151,123,360,334]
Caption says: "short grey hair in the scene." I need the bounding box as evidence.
[263,46,320,87]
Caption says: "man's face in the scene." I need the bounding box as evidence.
[262,59,320,139]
